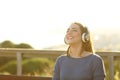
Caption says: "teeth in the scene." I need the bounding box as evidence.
[69,37,73,39]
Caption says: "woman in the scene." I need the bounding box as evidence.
[52,22,106,80]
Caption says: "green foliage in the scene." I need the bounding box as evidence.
[0,58,54,76]
[22,58,53,75]
[0,40,33,49]
[0,57,15,67]
[0,40,15,48]
[103,58,120,80]
[15,43,33,49]
[0,60,17,74]
[114,60,120,80]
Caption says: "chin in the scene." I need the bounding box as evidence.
[67,42,74,45]
[67,41,80,45]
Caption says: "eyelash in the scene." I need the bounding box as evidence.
[73,30,77,31]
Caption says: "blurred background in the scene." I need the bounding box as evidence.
[0,0,120,51]
[0,0,120,80]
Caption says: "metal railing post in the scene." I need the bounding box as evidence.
[108,55,114,80]
[16,52,22,76]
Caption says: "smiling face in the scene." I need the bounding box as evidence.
[65,23,82,45]
[65,22,93,54]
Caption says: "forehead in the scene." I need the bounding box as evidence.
[68,23,80,29]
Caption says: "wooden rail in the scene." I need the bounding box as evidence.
[0,75,51,80]
[0,48,120,80]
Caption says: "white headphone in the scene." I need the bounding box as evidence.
[82,33,90,43]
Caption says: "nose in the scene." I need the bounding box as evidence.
[66,30,72,35]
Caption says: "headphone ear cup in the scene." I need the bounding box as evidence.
[82,33,90,43]
[82,33,86,42]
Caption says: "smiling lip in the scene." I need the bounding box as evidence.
[67,37,73,40]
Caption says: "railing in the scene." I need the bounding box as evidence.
[0,75,51,80]
[0,48,120,80]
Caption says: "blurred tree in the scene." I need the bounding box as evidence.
[0,58,54,76]
[0,40,15,48]
[15,43,33,49]
[0,40,33,49]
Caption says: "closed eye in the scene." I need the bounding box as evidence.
[66,28,78,33]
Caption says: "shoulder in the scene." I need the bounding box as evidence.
[56,54,67,60]
[91,53,104,64]
[55,54,67,62]
[91,53,103,60]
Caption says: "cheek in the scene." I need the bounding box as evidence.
[65,34,67,39]
[64,35,68,42]
[75,34,82,41]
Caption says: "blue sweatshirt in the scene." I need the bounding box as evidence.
[52,54,106,80]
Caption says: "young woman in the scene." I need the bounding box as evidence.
[52,22,106,80]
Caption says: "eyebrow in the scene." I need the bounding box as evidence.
[71,28,78,29]
[67,27,78,30]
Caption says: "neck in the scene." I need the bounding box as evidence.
[69,44,83,58]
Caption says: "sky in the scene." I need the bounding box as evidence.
[0,0,120,49]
